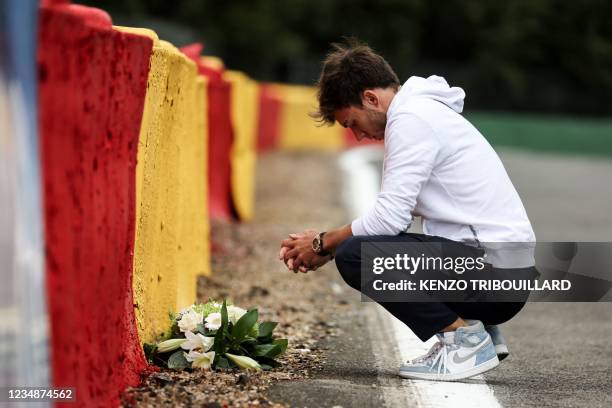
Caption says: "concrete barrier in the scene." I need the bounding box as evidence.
[274,84,345,151]
[256,83,382,151]
[38,4,150,406]
[257,84,282,152]
[225,70,259,221]
[182,47,235,221]
[115,29,211,344]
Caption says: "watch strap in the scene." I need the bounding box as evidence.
[317,232,331,256]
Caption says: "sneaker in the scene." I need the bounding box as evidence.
[486,325,509,361]
[398,320,499,381]
[467,320,510,362]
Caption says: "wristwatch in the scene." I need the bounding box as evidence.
[312,232,332,257]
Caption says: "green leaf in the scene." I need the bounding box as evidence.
[231,309,258,343]
[168,320,179,337]
[213,301,229,354]
[253,343,280,358]
[248,322,259,338]
[143,343,157,361]
[213,323,225,354]
[240,336,258,345]
[257,322,277,339]
[167,350,190,370]
[253,339,288,358]
[214,355,232,369]
[272,339,288,355]
[221,300,229,328]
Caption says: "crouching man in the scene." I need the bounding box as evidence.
[279,40,536,381]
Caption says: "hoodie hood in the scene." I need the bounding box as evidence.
[397,75,465,113]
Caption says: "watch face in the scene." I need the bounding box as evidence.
[312,236,322,253]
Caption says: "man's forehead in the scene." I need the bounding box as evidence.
[334,106,355,126]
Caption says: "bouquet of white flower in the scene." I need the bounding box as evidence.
[144,299,288,371]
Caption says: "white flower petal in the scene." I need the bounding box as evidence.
[201,336,215,352]
[185,350,215,370]
[178,310,203,333]
[226,353,261,371]
[204,312,222,330]
[181,330,215,352]
[227,306,248,324]
[156,338,186,353]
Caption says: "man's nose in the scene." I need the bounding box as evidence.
[352,128,365,141]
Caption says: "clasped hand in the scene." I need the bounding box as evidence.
[278,229,332,273]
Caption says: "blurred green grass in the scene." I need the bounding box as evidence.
[467,112,612,158]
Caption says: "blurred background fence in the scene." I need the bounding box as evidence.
[1,0,610,407]
[83,0,612,117]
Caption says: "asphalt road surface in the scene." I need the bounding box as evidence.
[270,148,612,408]
[482,149,612,408]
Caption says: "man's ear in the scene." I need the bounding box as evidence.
[362,89,379,108]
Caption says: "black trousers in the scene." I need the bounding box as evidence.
[334,233,527,341]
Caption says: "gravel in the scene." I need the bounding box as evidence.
[122,151,352,407]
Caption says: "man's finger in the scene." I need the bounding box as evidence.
[281,237,298,248]
[279,246,289,260]
[284,247,300,262]
[292,256,303,271]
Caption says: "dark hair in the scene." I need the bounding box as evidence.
[312,38,400,125]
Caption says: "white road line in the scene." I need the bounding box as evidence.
[339,147,502,408]
[337,145,383,217]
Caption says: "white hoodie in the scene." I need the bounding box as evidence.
[351,76,536,265]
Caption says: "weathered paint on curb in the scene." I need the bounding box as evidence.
[38,5,150,406]
[275,84,345,151]
[225,70,258,221]
[118,28,210,343]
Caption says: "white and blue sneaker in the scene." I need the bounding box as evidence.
[399,320,499,381]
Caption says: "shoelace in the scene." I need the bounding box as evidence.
[430,342,449,375]
[410,336,451,375]
[411,340,443,364]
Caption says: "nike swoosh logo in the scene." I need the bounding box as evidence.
[451,338,491,364]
